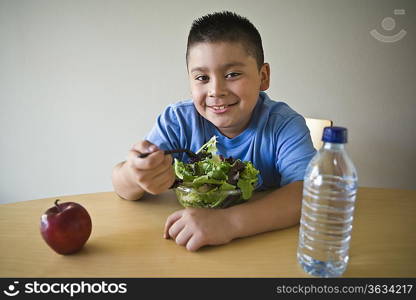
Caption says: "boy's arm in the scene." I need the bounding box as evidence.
[228,180,303,239]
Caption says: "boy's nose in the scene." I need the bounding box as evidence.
[208,78,227,97]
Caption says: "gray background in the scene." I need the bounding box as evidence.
[1,0,415,204]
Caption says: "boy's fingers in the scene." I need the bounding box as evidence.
[186,235,204,252]
[130,150,165,170]
[164,153,173,165]
[131,140,159,155]
[164,210,184,239]
[175,228,193,246]
[167,220,186,240]
[157,171,176,191]
[149,163,174,183]
[142,173,174,195]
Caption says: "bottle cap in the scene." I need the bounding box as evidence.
[322,127,348,143]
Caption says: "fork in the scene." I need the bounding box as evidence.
[138,148,199,159]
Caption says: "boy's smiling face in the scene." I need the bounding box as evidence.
[187,42,270,138]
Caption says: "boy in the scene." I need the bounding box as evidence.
[112,11,316,251]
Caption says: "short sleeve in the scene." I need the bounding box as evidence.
[275,115,316,186]
[144,105,181,151]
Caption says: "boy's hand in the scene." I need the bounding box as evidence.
[126,140,175,195]
[163,208,236,251]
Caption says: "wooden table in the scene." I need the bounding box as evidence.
[0,187,415,277]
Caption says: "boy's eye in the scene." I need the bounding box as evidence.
[195,75,209,81]
[225,72,241,79]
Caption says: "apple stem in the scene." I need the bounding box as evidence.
[54,199,61,212]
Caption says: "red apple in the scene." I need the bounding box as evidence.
[40,199,92,255]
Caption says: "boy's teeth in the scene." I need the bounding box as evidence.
[214,105,227,110]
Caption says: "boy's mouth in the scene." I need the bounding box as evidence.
[207,102,238,113]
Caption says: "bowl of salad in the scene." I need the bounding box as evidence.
[172,136,259,209]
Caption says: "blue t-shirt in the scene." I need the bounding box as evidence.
[145,92,316,190]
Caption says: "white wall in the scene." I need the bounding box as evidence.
[1,0,415,204]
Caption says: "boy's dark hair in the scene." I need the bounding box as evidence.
[186,11,264,70]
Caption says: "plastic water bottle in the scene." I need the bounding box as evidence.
[297,126,358,277]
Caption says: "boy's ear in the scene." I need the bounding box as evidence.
[259,63,270,91]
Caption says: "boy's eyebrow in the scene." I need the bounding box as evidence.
[222,62,246,69]
[190,67,208,74]
[190,62,246,73]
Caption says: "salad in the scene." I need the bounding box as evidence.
[173,136,259,208]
